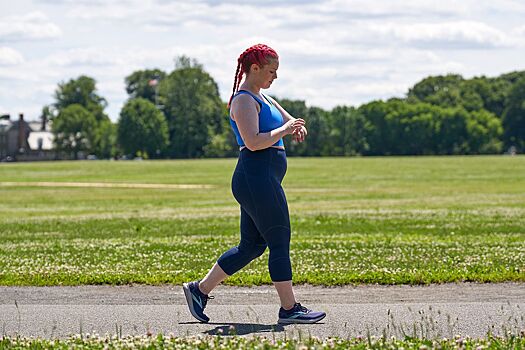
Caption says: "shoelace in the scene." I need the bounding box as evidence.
[201,294,214,308]
[293,303,309,313]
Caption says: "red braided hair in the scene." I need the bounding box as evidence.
[228,44,279,107]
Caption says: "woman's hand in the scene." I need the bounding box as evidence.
[283,118,305,135]
[293,125,307,143]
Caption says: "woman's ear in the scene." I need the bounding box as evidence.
[250,63,260,74]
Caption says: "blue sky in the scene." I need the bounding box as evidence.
[1,0,525,122]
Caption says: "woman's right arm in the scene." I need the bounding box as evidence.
[231,94,305,151]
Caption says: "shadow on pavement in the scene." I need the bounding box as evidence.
[202,322,285,336]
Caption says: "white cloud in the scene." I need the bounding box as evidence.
[481,0,525,15]
[512,25,525,37]
[0,47,25,65]
[200,0,323,4]
[37,0,108,4]
[0,12,62,42]
[44,48,127,67]
[376,21,513,49]
[0,67,40,82]
[320,0,463,19]
[57,0,161,21]
[271,45,465,108]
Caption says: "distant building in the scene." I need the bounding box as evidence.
[0,113,56,161]
[28,130,54,151]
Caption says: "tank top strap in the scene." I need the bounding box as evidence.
[260,93,274,106]
[235,90,264,106]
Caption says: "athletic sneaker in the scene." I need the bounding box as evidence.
[278,303,326,324]
[182,281,214,323]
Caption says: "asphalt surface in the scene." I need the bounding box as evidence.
[0,283,524,339]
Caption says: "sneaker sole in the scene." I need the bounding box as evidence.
[182,283,209,323]
[278,313,326,324]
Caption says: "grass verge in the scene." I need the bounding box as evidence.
[1,333,525,350]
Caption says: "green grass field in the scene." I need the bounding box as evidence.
[0,156,524,286]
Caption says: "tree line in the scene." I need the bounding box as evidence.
[45,56,525,159]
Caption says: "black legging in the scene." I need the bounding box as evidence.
[217,147,292,282]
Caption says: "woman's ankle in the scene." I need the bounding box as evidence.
[281,302,296,311]
[198,280,210,295]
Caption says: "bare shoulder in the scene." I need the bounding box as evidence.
[232,93,256,107]
[231,93,259,121]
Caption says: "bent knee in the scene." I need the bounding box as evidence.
[250,243,267,259]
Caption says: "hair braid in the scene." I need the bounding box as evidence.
[228,43,278,108]
[228,62,242,108]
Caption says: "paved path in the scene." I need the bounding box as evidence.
[1,283,524,339]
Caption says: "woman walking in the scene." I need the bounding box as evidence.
[183,44,326,324]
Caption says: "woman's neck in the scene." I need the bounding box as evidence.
[239,81,261,95]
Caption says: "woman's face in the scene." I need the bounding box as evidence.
[250,58,279,89]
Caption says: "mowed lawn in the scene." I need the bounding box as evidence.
[0,156,523,286]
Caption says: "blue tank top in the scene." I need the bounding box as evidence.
[229,90,284,148]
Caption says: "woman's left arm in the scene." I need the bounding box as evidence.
[267,96,308,142]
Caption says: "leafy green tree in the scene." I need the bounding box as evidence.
[483,77,512,118]
[328,106,368,156]
[469,71,525,120]
[384,101,436,155]
[433,106,501,155]
[203,131,236,158]
[52,104,97,159]
[466,109,503,154]
[54,75,107,122]
[277,99,309,156]
[407,74,492,113]
[95,120,118,159]
[53,75,114,157]
[406,71,525,119]
[203,103,237,158]
[301,106,331,156]
[358,99,502,155]
[502,77,525,152]
[407,74,464,106]
[459,80,485,111]
[159,56,224,158]
[125,69,166,104]
[434,107,469,154]
[358,100,391,155]
[272,99,331,157]
[117,98,169,158]
[499,71,525,85]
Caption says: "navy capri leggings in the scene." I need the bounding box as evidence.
[217,147,292,282]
